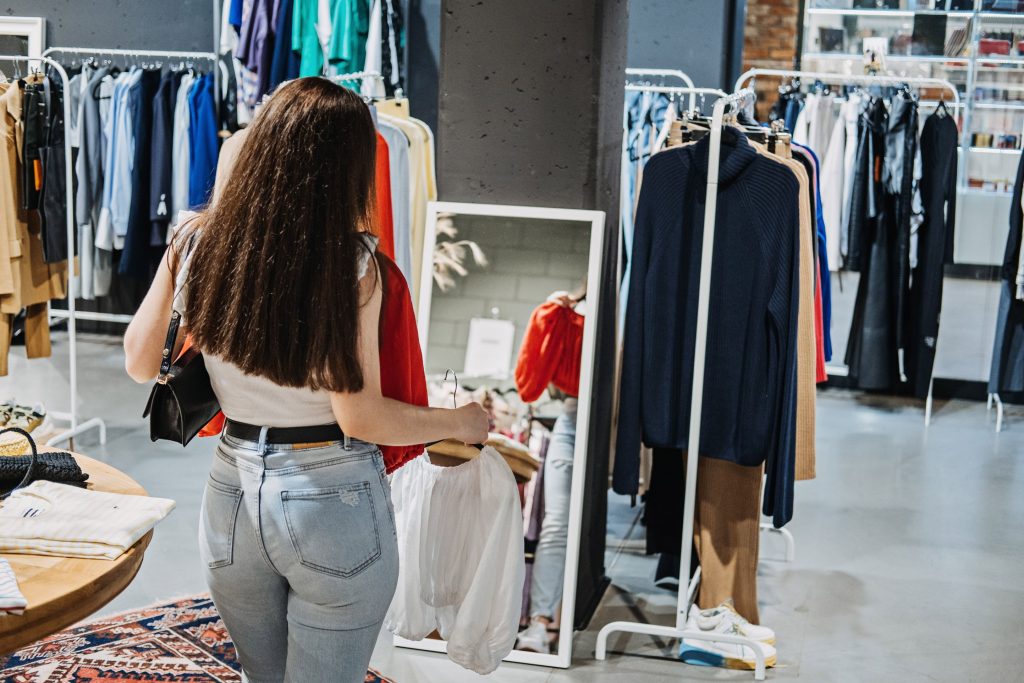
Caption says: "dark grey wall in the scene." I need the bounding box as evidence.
[437,0,629,628]
[626,0,746,90]
[3,0,215,52]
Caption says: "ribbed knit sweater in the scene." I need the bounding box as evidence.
[614,131,802,527]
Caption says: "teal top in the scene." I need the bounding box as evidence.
[291,0,370,78]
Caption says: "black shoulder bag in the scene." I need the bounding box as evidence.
[0,428,39,500]
[0,428,89,499]
[142,238,221,445]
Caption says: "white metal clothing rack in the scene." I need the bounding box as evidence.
[736,68,962,428]
[626,68,697,111]
[31,47,216,446]
[41,46,219,330]
[620,78,797,561]
[0,54,106,448]
[596,87,772,681]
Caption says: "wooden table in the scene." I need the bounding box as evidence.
[0,454,153,656]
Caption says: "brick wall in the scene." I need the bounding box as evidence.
[425,214,592,384]
[742,0,802,119]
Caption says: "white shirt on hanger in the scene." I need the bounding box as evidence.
[171,72,195,233]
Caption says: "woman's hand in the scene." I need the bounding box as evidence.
[546,291,574,308]
[452,402,490,444]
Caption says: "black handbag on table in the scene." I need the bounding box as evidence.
[142,239,221,446]
[0,428,89,500]
[0,428,40,500]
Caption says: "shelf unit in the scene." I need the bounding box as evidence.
[802,1,1024,267]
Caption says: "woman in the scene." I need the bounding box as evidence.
[515,289,583,654]
[124,78,488,683]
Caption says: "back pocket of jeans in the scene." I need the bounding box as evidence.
[200,478,243,569]
[281,482,381,578]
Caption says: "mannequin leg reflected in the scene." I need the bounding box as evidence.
[519,399,577,653]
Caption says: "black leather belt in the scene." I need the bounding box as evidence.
[224,419,345,445]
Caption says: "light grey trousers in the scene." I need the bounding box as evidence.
[199,432,399,683]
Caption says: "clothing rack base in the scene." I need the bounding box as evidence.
[988,393,1004,432]
[597,88,770,681]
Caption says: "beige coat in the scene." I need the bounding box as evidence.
[0,79,67,316]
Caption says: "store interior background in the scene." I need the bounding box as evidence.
[2,0,1023,680]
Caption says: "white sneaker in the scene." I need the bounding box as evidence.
[516,618,550,654]
[691,600,776,645]
[680,610,777,670]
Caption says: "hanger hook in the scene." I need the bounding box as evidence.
[443,369,459,410]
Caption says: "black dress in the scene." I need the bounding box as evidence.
[905,110,958,398]
[989,150,1024,394]
[846,98,900,391]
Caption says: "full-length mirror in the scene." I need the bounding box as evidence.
[395,202,604,668]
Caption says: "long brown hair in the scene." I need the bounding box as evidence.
[181,77,377,392]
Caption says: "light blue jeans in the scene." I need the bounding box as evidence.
[529,399,577,620]
[199,431,399,683]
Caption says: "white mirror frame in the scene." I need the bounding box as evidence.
[0,17,44,58]
[396,201,606,669]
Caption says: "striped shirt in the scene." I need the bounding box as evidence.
[0,481,175,560]
[0,558,27,614]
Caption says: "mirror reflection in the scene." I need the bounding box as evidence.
[420,210,593,657]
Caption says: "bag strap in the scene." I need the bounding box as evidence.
[0,427,39,500]
[159,231,199,379]
[158,310,183,378]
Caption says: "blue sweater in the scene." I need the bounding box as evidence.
[614,132,802,527]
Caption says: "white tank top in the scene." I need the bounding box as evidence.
[174,217,377,428]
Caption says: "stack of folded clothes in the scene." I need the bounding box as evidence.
[0,481,175,560]
[0,558,27,615]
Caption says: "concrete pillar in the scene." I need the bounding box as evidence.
[437,0,628,627]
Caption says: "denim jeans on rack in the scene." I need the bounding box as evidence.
[199,430,399,683]
[528,399,577,620]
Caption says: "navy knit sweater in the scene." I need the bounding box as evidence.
[614,132,802,527]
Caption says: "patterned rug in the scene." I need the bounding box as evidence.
[1,594,394,682]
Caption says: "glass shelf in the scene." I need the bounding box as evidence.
[802,3,1024,271]
[968,145,1024,152]
[959,187,1014,196]
[804,51,970,62]
[808,8,965,18]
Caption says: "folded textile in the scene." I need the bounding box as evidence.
[0,451,89,489]
[0,481,175,560]
[0,558,26,614]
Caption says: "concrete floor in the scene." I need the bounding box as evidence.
[2,334,1024,682]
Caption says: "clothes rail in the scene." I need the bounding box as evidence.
[330,69,384,83]
[0,54,106,450]
[597,87,772,681]
[42,47,218,63]
[44,45,221,152]
[626,68,697,111]
[734,68,962,108]
[736,67,963,428]
[623,84,727,115]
